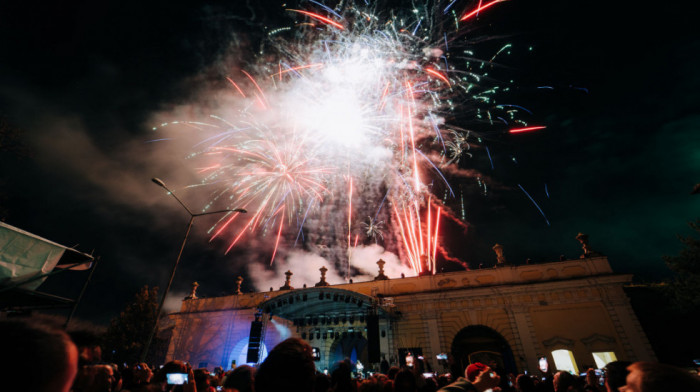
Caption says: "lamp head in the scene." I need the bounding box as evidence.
[151,178,167,188]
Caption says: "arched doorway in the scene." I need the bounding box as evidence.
[450,325,517,377]
[329,333,368,369]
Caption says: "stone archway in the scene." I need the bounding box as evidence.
[450,325,517,376]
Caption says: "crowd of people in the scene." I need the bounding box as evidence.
[2,317,699,392]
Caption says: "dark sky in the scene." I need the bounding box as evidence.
[1,0,698,325]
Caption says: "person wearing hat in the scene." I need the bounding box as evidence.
[437,362,501,392]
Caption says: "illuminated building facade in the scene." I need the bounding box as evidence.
[165,255,655,375]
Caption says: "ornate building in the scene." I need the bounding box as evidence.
[166,251,655,375]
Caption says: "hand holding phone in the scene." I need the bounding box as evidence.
[473,368,500,391]
[166,373,188,385]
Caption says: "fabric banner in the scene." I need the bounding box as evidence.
[0,222,90,290]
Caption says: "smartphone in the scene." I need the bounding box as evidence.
[422,372,434,378]
[216,387,223,392]
[166,373,188,385]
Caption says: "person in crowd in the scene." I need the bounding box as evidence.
[515,374,536,392]
[381,357,391,375]
[0,317,79,392]
[126,363,154,392]
[620,361,700,392]
[223,364,255,392]
[437,374,451,389]
[332,359,357,392]
[376,373,393,392]
[360,376,382,392]
[387,366,401,381]
[584,368,601,392]
[535,373,554,392]
[602,362,630,392]
[73,363,120,392]
[437,362,501,392]
[422,375,439,392]
[254,337,317,392]
[70,329,104,367]
[383,378,396,392]
[503,373,517,392]
[211,366,225,389]
[194,368,216,392]
[315,371,332,392]
[412,356,429,392]
[552,371,576,392]
[110,364,124,391]
[395,368,418,392]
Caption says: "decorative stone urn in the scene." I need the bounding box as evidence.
[280,270,294,290]
[315,266,330,287]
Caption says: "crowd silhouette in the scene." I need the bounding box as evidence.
[1,317,699,392]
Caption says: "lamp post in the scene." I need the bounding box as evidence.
[140,178,246,362]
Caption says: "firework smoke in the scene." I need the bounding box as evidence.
[152,0,539,287]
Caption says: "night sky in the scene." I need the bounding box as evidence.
[1,0,698,325]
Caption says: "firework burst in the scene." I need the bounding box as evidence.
[154,0,541,275]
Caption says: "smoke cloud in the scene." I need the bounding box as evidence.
[246,244,412,291]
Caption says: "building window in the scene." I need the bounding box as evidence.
[592,351,617,369]
[551,349,579,374]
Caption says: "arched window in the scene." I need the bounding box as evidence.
[591,351,617,369]
[551,349,579,374]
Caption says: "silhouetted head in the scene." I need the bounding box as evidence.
[0,317,78,392]
[255,338,316,392]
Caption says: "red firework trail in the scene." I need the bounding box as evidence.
[288,9,345,30]
[425,68,451,86]
[460,0,506,21]
[509,125,546,134]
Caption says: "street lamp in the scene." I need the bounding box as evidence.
[140,178,246,361]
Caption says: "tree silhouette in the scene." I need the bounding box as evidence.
[103,285,162,365]
[663,219,700,312]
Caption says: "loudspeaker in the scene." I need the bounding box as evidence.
[247,320,264,363]
[367,314,380,363]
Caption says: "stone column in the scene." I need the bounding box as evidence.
[509,308,540,372]
[423,315,442,370]
[603,288,657,361]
